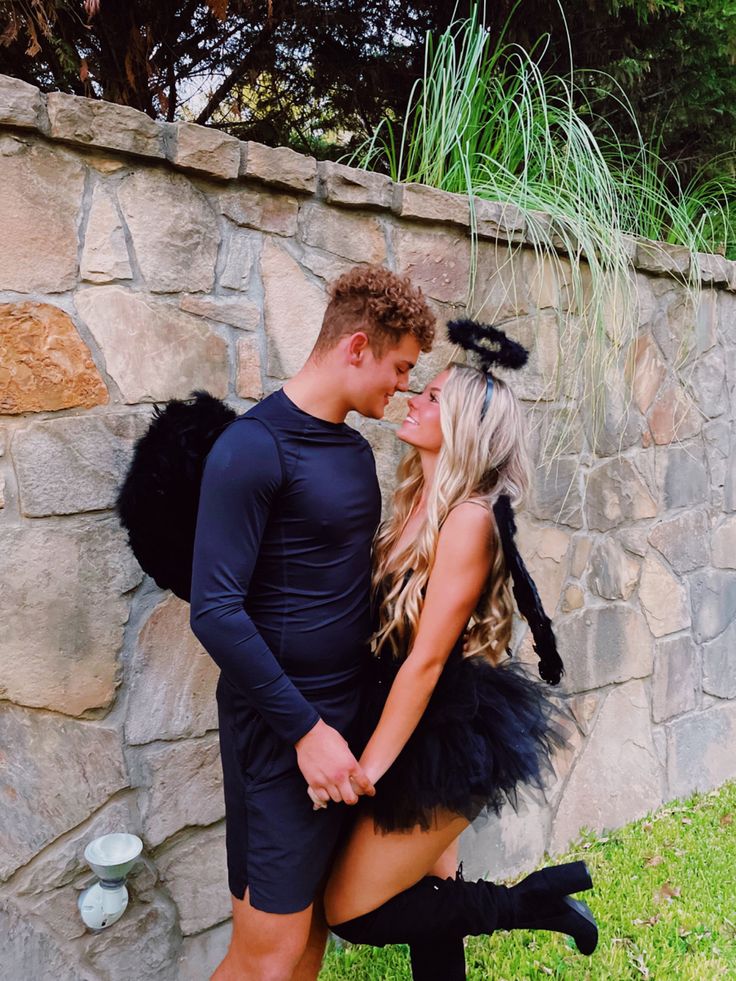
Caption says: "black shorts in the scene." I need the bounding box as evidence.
[216,674,362,914]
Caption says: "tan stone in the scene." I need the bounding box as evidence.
[236,334,263,400]
[689,346,727,419]
[529,457,583,528]
[75,286,229,403]
[587,538,640,600]
[261,238,326,378]
[178,923,232,981]
[298,202,387,264]
[319,160,393,210]
[695,288,718,353]
[656,442,708,509]
[118,169,219,292]
[1,898,98,980]
[647,383,702,444]
[569,536,592,578]
[180,294,260,330]
[157,823,231,935]
[220,186,298,236]
[46,91,164,158]
[635,240,690,277]
[652,635,699,723]
[648,510,709,573]
[0,704,128,880]
[0,139,86,292]
[80,184,132,283]
[712,515,736,568]
[12,411,151,516]
[0,520,141,716]
[696,251,732,287]
[240,141,317,193]
[392,225,472,304]
[218,226,258,290]
[522,252,573,310]
[474,198,526,243]
[631,333,666,413]
[568,691,600,735]
[562,584,584,612]
[133,734,224,847]
[86,154,127,174]
[550,681,663,852]
[84,901,179,981]
[639,552,690,637]
[472,243,530,321]
[516,519,571,613]
[0,74,43,128]
[584,458,657,532]
[494,310,560,402]
[126,594,219,744]
[166,121,240,179]
[392,182,469,227]
[0,301,107,414]
[667,701,736,798]
[556,605,654,693]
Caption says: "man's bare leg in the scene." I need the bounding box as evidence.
[291,894,329,981]
[212,889,312,981]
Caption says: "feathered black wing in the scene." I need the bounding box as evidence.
[492,494,564,685]
[116,391,236,601]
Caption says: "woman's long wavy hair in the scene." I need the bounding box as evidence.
[372,362,530,664]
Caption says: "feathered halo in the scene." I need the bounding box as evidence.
[447,318,528,372]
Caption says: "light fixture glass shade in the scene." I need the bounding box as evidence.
[83,833,143,882]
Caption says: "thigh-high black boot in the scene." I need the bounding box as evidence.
[331,860,597,957]
[408,864,467,981]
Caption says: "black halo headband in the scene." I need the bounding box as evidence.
[446,319,529,418]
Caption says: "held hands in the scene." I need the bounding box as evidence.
[295,719,375,809]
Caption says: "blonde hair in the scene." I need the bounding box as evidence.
[372,363,529,663]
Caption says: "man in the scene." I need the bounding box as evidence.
[190,264,436,980]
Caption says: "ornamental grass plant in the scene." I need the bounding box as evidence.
[321,781,736,980]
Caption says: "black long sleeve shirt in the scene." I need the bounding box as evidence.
[190,389,381,744]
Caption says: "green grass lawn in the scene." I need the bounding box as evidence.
[320,782,736,980]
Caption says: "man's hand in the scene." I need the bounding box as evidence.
[295,719,375,805]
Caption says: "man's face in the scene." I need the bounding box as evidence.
[354,333,422,419]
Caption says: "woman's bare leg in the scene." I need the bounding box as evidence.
[323,809,469,925]
[428,839,460,879]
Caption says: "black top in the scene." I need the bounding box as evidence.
[190,389,381,743]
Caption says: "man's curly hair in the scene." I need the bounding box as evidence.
[314,265,435,356]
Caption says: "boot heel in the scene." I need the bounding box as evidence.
[561,897,598,956]
[537,861,593,896]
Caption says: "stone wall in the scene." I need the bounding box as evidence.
[1,73,735,978]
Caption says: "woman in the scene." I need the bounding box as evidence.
[317,332,597,978]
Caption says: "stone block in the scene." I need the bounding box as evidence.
[392,225,472,304]
[133,734,224,847]
[298,201,387,264]
[218,225,258,290]
[392,182,469,226]
[220,186,298,236]
[0,520,141,716]
[459,793,550,882]
[651,635,699,723]
[704,418,731,505]
[319,160,393,210]
[712,515,736,568]
[179,294,260,330]
[556,605,654,693]
[570,536,592,578]
[12,411,150,516]
[0,74,43,128]
[587,538,640,600]
[0,902,97,981]
[497,311,560,402]
[648,509,709,573]
[689,346,727,419]
[475,198,526,243]
[702,619,736,698]
[696,252,732,287]
[616,526,650,558]
[651,283,694,361]
[719,290,736,342]
[550,681,663,852]
[520,253,573,311]
[667,701,736,798]
[647,383,701,444]
[584,458,657,532]
[177,922,232,981]
[635,241,690,277]
[157,823,230,935]
[588,368,645,456]
[84,900,179,981]
[638,552,690,637]
[529,458,583,528]
[165,121,240,179]
[562,584,584,612]
[472,243,530,322]
[0,301,108,414]
[0,704,128,880]
[80,184,133,283]
[126,594,218,744]
[631,333,666,413]
[261,238,326,378]
[516,519,571,613]
[655,443,708,509]
[46,91,164,158]
[118,169,219,292]
[0,139,85,292]
[236,334,263,400]
[75,286,229,403]
[695,288,718,353]
[240,141,317,193]
[689,569,736,643]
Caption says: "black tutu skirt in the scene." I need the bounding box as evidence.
[361,643,569,833]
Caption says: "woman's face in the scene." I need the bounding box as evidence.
[396,369,449,452]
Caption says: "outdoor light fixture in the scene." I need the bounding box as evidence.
[77,833,143,930]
